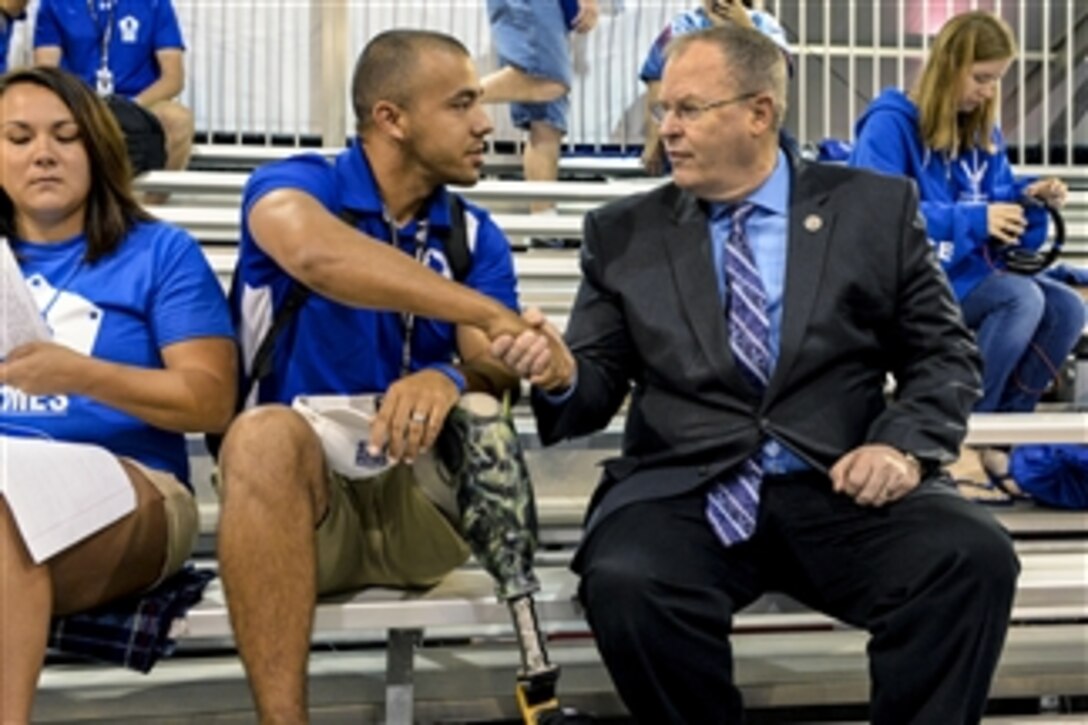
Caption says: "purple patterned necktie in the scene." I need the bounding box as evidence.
[706,203,770,547]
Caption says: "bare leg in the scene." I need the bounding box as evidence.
[524,121,563,214]
[143,100,195,205]
[217,406,328,724]
[480,66,566,105]
[1,461,167,723]
[149,100,195,172]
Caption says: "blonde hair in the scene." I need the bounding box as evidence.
[911,11,1016,157]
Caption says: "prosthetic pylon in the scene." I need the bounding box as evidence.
[438,393,579,724]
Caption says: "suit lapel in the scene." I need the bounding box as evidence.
[766,160,835,400]
[663,189,733,382]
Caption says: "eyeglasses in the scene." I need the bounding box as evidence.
[649,92,759,125]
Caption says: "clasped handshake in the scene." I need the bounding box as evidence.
[488,306,575,393]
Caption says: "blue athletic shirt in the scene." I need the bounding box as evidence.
[1,222,233,486]
[33,0,185,99]
[0,9,26,74]
[235,139,520,405]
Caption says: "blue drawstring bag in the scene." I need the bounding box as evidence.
[1008,444,1088,509]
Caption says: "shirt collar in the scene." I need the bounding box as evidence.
[710,149,790,219]
[335,138,454,232]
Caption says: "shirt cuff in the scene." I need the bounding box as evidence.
[537,369,578,405]
[430,363,467,394]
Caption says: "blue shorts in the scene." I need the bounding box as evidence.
[487,0,571,133]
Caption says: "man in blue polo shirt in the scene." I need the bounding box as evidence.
[0,0,28,73]
[214,30,545,721]
[33,0,193,174]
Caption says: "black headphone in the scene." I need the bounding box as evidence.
[995,199,1065,275]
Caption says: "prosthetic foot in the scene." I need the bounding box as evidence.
[436,393,578,724]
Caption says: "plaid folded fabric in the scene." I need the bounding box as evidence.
[48,565,215,673]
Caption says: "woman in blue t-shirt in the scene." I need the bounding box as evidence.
[0,67,234,718]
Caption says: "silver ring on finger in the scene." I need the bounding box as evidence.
[410,411,428,424]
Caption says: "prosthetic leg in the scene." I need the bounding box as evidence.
[436,393,579,725]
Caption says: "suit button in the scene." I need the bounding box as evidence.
[697,466,709,476]
[760,418,771,430]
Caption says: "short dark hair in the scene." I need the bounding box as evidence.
[0,67,150,264]
[350,29,471,133]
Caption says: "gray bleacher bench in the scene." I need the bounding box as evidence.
[185,144,650,178]
[138,546,1087,724]
[149,205,587,245]
[136,170,1088,266]
[136,171,664,203]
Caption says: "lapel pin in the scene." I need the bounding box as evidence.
[804,214,823,232]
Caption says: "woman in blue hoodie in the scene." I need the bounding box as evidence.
[850,10,1080,418]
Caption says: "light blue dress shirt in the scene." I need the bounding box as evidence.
[710,150,808,475]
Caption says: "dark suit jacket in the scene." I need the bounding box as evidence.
[533,155,982,535]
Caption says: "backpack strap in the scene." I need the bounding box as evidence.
[443,193,471,282]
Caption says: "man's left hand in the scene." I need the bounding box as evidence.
[368,369,460,464]
[830,444,922,507]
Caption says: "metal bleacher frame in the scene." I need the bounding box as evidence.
[34,163,1088,723]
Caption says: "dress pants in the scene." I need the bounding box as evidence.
[576,470,1020,725]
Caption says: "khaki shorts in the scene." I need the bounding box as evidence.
[315,459,470,596]
[124,459,199,586]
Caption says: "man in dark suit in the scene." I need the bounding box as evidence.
[492,24,1019,725]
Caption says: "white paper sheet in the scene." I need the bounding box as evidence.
[0,239,51,358]
[0,436,136,563]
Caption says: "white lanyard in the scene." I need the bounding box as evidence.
[40,261,84,336]
[87,0,115,96]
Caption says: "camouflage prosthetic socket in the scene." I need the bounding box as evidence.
[436,392,540,599]
[435,393,558,683]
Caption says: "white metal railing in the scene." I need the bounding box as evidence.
[2,1,1083,165]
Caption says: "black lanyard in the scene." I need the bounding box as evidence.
[386,215,431,377]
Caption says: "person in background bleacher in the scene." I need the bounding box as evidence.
[639,0,792,176]
[214,30,546,722]
[849,10,1082,498]
[32,0,195,176]
[0,0,28,74]
[481,0,598,247]
[493,24,1018,724]
[0,67,235,720]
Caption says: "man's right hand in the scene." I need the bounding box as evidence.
[987,202,1026,244]
[491,307,576,392]
[481,305,533,342]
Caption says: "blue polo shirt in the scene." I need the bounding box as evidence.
[2,222,233,486]
[234,139,521,405]
[33,0,185,98]
[0,10,25,74]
